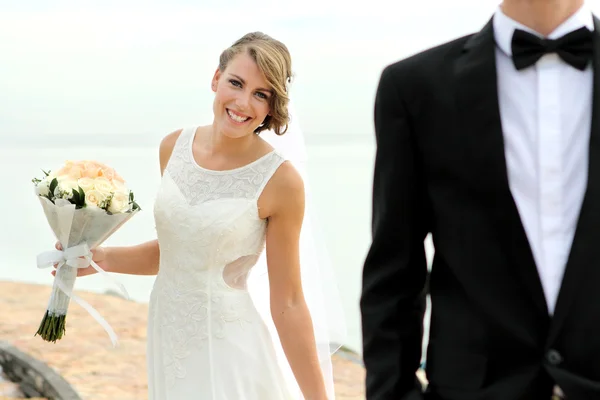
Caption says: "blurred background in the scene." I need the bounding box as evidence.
[3,0,591,357]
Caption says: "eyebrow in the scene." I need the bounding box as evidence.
[230,74,273,94]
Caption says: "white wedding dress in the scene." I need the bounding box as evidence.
[147,126,298,399]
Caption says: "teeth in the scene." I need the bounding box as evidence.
[227,109,248,123]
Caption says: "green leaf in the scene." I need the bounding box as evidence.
[71,189,80,207]
[78,186,85,207]
[49,178,58,195]
[131,200,141,211]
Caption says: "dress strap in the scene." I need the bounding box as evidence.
[254,151,286,200]
[167,126,195,159]
[164,126,196,175]
[177,126,196,150]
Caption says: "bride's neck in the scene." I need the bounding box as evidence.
[205,125,256,157]
[500,0,584,36]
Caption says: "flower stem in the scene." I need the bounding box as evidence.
[35,311,67,343]
[35,265,76,343]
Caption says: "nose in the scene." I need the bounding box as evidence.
[235,90,252,110]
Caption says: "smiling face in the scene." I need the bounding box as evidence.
[211,51,273,139]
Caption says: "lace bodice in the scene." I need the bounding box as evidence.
[153,126,286,289]
[165,128,287,206]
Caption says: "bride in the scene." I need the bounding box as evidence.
[54,32,345,399]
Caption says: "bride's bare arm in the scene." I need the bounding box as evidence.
[262,162,328,400]
[99,240,159,275]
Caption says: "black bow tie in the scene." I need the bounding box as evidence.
[510,26,594,71]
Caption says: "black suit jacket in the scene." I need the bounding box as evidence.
[360,16,600,400]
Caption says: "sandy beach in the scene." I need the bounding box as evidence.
[0,281,366,400]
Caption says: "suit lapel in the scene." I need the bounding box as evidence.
[548,16,600,344]
[453,18,549,316]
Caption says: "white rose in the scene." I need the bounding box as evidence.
[59,178,78,193]
[85,189,108,208]
[77,177,95,193]
[108,190,130,214]
[94,177,114,198]
[55,178,78,200]
[112,179,128,193]
[35,178,51,197]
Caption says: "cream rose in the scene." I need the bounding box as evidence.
[82,164,102,179]
[111,179,128,194]
[93,177,114,197]
[108,190,130,214]
[85,189,108,208]
[65,165,84,180]
[77,177,95,193]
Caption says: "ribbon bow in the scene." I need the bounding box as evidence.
[37,243,130,347]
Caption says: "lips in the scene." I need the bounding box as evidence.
[226,109,251,124]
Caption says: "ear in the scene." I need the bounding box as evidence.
[211,68,221,92]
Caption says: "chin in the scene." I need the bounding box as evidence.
[221,124,255,139]
[223,129,254,139]
[220,115,258,138]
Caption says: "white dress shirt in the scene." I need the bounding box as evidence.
[493,5,594,315]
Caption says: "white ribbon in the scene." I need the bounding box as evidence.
[37,243,130,347]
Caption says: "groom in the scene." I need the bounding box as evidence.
[360,0,600,399]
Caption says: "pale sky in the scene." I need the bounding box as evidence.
[1,0,598,142]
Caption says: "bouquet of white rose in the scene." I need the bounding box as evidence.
[32,160,140,346]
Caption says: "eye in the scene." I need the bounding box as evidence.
[255,92,268,100]
[229,79,242,88]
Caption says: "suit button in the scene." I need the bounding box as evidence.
[546,349,563,365]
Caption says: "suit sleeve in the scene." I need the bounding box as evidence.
[360,65,430,400]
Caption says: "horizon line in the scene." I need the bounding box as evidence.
[0,133,373,148]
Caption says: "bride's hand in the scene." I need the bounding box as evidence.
[51,241,109,277]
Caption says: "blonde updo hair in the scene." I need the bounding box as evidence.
[218,32,293,135]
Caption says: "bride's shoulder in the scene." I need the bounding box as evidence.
[159,129,184,175]
[271,160,303,190]
[262,160,305,217]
